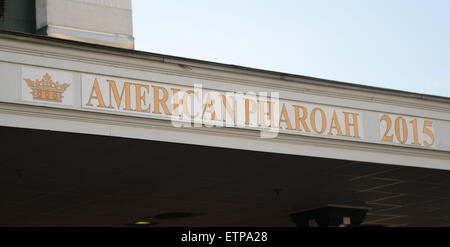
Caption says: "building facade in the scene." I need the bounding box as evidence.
[1,0,450,226]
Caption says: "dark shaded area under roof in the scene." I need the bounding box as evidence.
[2,126,450,226]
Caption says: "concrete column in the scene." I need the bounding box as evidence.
[36,0,134,49]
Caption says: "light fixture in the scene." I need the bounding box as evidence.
[134,221,152,225]
[126,219,158,226]
[289,204,370,227]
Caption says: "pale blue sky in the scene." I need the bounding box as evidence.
[132,0,450,97]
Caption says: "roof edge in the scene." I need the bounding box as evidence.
[1,30,449,104]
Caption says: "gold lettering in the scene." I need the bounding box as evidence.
[328,110,343,136]
[171,88,180,116]
[394,117,408,144]
[107,80,132,110]
[344,112,360,138]
[182,90,198,119]
[293,105,310,132]
[279,104,293,130]
[153,86,170,115]
[259,101,275,127]
[86,79,106,108]
[423,120,435,147]
[221,95,235,123]
[202,94,217,120]
[410,119,419,145]
[245,98,256,125]
[135,83,150,112]
[380,115,393,142]
[310,107,326,134]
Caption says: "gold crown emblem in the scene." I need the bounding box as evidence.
[24,73,70,103]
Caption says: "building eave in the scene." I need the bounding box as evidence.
[0,29,449,104]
